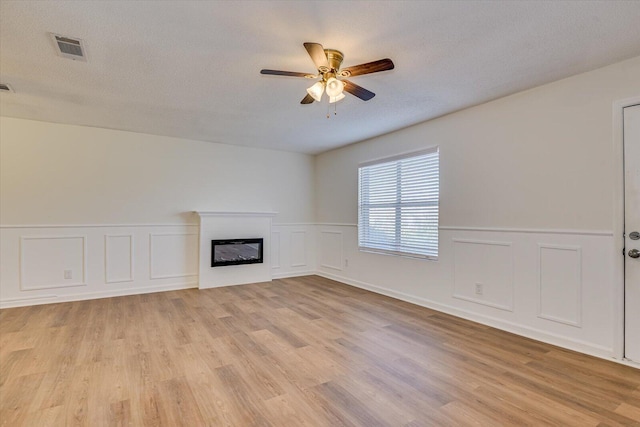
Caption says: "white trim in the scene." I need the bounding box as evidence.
[0,281,197,309]
[451,238,512,247]
[319,230,343,271]
[612,95,640,360]
[104,234,134,284]
[290,231,307,267]
[316,223,613,236]
[1,222,612,236]
[273,223,317,227]
[0,294,57,303]
[194,211,277,217]
[452,294,513,312]
[272,270,317,280]
[149,233,198,280]
[271,231,281,269]
[537,244,583,328]
[1,223,198,228]
[439,226,612,236]
[451,238,514,312]
[19,235,88,290]
[315,271,617,363]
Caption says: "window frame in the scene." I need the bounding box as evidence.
[357,146,440,261]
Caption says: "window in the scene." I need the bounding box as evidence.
[358,147,439,260]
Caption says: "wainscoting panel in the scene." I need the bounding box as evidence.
[1,224,198,308]
[270,224,316,279]
[452,239,514,311]
[319,230,343,271]
[291,231,307,267]
[538,244,582,327]
[20,235,87,290]
[149,233,198,279]
[105,234,134,283]
[271,231,281,270]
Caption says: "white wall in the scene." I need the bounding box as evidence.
[0,117,315,225]
[316,56,640,230]
[0,118,316,306]
[315,56,640,359]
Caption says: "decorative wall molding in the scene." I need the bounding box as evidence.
[19,235,88,291]
[0,282,197,309]
[290,231,307,267]
[1,222,601,234]
[149,232,198,280]
[452,238,514,312]
[271,231,281,269]
[272,270,317,280]
[0,294,58,304]
[2,225,199,309]
[538,244,582,327]
[319,230,343,271]
[105,234,134,284]
[194,211,277,218]
[440,226,613,236]
[1,223,198,229]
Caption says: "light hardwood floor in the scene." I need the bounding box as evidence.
[1,275,639,426]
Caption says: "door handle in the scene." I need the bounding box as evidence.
[630,249,640,259]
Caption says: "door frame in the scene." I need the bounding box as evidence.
[613,95,640,361]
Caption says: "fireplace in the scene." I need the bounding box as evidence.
[211,238,263,267]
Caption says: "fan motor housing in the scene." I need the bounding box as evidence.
[324,49,344,73]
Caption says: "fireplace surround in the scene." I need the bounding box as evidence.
[195,211,276,289]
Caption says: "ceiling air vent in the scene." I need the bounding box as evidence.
[0,83,14,92]
[50,33,87,61]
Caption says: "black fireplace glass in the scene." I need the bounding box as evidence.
[211,238,263,267]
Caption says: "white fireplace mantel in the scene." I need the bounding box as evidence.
[194,211,278,218]
[195,211,276,289]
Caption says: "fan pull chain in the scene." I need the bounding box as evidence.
[326,101,338,119]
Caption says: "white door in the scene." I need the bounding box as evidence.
[624,104,640,363]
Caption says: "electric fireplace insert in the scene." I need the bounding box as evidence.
[211,238,263,267]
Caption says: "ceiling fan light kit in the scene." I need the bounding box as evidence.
[329,93,345,104]
[260,42,394,108]
[306,81,325,102]
[325,77,345,97]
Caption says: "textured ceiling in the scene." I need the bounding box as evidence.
[1,1,640,154]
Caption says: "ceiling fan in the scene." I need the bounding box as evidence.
[260,42,394,104]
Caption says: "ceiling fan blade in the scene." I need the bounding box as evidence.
[339,58,394,77]
[303,42,329,71]
[260,69,316,78]
[300,93,315,104]
[343,80,375,101]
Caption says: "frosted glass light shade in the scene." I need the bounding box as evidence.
[329,93,345,103]
[325,77,344,97]
[306,81,325,102]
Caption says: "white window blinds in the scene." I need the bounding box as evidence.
[358,147,439,259]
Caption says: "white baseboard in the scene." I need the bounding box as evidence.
[314,271,620,364]
[272,270,317,279]
[0,281,197,309]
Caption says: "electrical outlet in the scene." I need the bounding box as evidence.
[64,270,72,279]
[475,283,483,295]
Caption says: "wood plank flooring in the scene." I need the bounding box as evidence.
[1,275,639,426]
